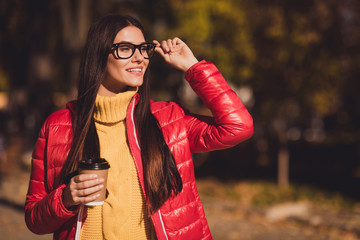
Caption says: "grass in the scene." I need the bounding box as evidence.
[196,178,359,211]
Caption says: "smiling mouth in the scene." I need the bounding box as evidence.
[127,68,142,72]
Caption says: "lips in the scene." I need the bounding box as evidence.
[126,67,142,73]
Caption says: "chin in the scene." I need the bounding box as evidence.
[130,80,144,87]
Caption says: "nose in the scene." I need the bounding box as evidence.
[132,47,144,62]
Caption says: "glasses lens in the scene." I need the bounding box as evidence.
[141,43,155,59]
[114,43,155,59]
[116,43,134,59]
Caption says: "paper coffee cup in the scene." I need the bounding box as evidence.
[78,158,110,206]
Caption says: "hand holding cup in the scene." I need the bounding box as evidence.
[62,158,110,209]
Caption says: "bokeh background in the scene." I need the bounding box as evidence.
[0,0,360,239]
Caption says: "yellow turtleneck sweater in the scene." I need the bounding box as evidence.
[80,88,155,240]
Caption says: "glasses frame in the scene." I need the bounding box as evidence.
[112,42,156,59]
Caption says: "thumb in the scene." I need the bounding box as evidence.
[153,40,167,59]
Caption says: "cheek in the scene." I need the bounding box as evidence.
[106,59,126,76]
[144,61,149,71]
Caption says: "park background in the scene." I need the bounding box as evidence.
[0,0,359,239]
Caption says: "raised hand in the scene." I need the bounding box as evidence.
[153,37,198,72]
[61,174,104,209]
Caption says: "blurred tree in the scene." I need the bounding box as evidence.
[0,0,57,144]
[57,0,91,97]
[156,0,255,84]
[0,0,150,143]
[0,0,149,151]
[160,0,360,187]
[249,0,360,187]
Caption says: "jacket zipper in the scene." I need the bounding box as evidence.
[157,209,169,240]
[129,97,169,240]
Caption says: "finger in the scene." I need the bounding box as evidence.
[153,40,163,52]
[76,184,104,197]
[71,174,104,190]
[167,39,174,52]
[74,174,98,183]
[154,45,166,57]
[161,40,170,53]
[152,40,160,47]
[75,178,104,190]
[172,38,185,51]
[153,41,167,59]
[74,193,101,205]
[172,37,181,44]
[83,193,101,204]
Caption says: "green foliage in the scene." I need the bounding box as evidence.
[157,0,359,140]
[155,0,255,83]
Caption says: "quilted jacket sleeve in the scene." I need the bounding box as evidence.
[25,115,79,234]
[184,60,254,152]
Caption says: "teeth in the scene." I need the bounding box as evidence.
[127,68,142,72]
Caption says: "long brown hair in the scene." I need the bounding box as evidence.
[59,14,182,213]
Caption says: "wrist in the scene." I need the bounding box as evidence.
[57,184,78,213]
[183,58,199,72]
[61,186,74,210]
[184,60,208,81]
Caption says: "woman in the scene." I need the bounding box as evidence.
[25,14,253,240]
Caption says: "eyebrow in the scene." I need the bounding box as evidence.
[113,41,147,45]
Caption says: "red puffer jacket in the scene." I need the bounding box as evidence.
[25,60,253,240]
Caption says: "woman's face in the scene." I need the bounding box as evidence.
[99,26,149,96]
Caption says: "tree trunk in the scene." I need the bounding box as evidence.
[278,146,289,189]
[58,0,91,98]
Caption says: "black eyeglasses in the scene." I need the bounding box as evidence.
[112,42,156,59]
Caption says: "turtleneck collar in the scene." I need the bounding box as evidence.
[94,87,138,123]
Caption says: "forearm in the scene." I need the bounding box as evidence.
[25,184,78,234]
[26,135,77,234]
[185,60,254,152]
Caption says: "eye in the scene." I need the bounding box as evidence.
[140,45,149,52]
[118,44,133,52]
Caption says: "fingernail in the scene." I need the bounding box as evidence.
[99,184,104,189]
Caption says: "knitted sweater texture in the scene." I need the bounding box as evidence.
[80,87,154,240]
